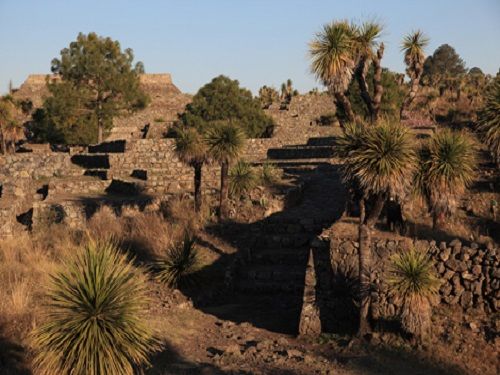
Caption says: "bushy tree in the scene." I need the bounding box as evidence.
[258,85,279,109]
[31,240,157,375]
[422,44,467,95]
[33,32,148,144]
[477,75,500,165]
[179,75,275,138]
[0,95,23,154]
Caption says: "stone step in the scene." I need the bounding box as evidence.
[48,177,110,197]
[306,136,338,147]
[104,178,147,196]
[84,169,109,180]
[267,146,335,160]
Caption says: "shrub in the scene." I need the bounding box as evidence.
[388,248,439,341]
[31,240,157,375]
[229,160,257,197]
[155,232,200,288]
[259,162,281,186]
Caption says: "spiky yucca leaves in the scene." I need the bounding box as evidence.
[309,21,356,92]
[260,162,281,186]
[229,160,257,197]
[155,232,199,288]
[339,120,417,198]
[478,76,500,165]
[415,130,476,229]
[31,240,157,375]
[388,248,439,340]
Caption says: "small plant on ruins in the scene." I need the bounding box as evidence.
[31,239,157,375]
[388,247,439,342]
[415,129,476,230]
[229,160,257,198]
[258,85,279,109]
[155,231,200,288]
[337,120,416,335]
[477,74,500,166]
[174,127,208,212]
[259,162,281,186]
[205,121,245,219]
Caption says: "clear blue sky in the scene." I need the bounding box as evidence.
[1,0,499,95]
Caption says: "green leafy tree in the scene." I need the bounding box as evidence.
[0,96,23,154]
[422,44,466,95]
[415,130,476,229]
[400,30,429,119]
[179,75,275,138]
[31,240,158,375]
[174,127,208,212]
[35,32,148,144]
[205,121,245,219]
[337,120,416,336]
[478,75,500,165]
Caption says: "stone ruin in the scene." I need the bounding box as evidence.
[1,73,339,236]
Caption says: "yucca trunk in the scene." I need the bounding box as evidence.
[219,159,229,219]
[372,44,385,123]
[400,61,424,120]
[193,162,203,212]
[356,57,375,121]
[334,92,355,123]
[0,131,6,155]
[401,294,432,342]
[432,209,445,230]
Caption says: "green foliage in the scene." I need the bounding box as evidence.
[401,30,429,69]
[31,240,157,375]
[0,95,23,153]
[229,160,257,197]
[347,67,406,119]
[174,126,207,166]
[204,121,245,163]
[422,44,466,88]
[155,232,199,288]
[258,85,279,109]
[388,248,439,299]
[260,162,281,186]
[179,75,275,138]
[415,129,476,216]
[338,120,416,197]
[309,20,356,93]
[478,75,500,165]
[33,32,148,144]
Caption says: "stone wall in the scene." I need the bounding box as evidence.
[309,234,499,332]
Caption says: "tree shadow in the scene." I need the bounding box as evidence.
[179,162,347,335]
[0,324,31,375]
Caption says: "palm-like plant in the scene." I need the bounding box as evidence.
[175,127,208,212]
[477,75,500,165]
[338,120,416,336]
[229,159,256,197]
[205,121,245,219]
[31,240,157,375]
[260,162,281,186]
[400,30,429,119]
[388,248,439,341]
[415,129,476,230]
[310,21,357,123]
[155,232,199,288]
[352,21,385,122]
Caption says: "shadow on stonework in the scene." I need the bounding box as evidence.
[178,161,346,335]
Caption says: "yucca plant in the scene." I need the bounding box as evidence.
[477,75,500,166]
[388,248,439,341]
[260,162,281,186]
[400,30,429,119]
[205,121,245,219]
[31,240,157,375]
[155,232,199,288]
[338,119,416,336]
[229,159,256,197]
[415,129,476,230]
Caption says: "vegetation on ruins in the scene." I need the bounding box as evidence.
[174,127,209,212]
[0,95,23,154]
[388,248,439,341]
[337,120,416,335]
[259,162,281,186]
[415,129,476,230]
[205,121,246,219]
[155,232,200,288]
[178,75,275,138]
[33,32,149,144]
[31,239,157,375]
[258,85,279,109]
[400,30,429,119]
[477,74,500,165]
